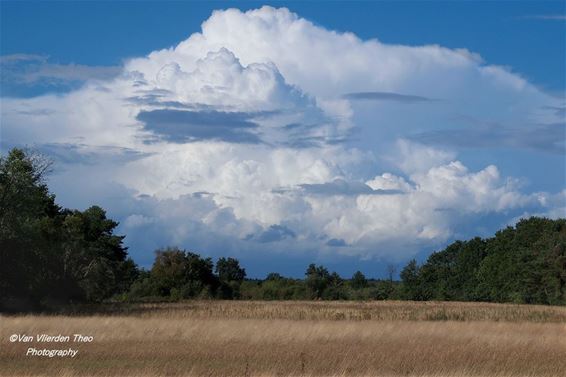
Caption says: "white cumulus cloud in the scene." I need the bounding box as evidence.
[1,6,564,267]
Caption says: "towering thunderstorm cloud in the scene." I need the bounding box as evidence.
[1,6,564,267]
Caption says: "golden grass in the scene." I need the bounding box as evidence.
[1,301,566,377]
[123,300,566,322]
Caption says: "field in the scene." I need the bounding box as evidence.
[2,301,566,377]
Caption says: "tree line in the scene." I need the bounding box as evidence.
[1,148,564,311]
[400,216,566,305]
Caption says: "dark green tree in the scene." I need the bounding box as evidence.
[351,271,368,289]
[184,252,218,297]
[476,218,566,304]
[399,217,566,305]
[323,271,345,299]
[151,247,187,296]
[148,247,218,298]
[305,264,330,299]
[0,148,136,309]
[400,259,423,300]
[266,272,283,281]
[216,257,246,282]
[0,149,58,309]
[60,206,130,302]
[215,257,246,299]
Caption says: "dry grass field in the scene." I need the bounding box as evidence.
[2,301,566,377]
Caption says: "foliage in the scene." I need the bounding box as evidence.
[0,149,134,310]
[215,257,246,299]
[128,247,219,300]
[351,271,368,289]
[305,264,331,299]
[216,257,246,282]
[400,218,566,305]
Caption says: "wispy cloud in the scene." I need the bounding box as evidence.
[343,91,438,103]
[37,143,149,165]
[0,54,46,63]
[326,238,347,247]
[136,109,263,144]
[542,105,566,117]
[0,53,120,87]
[300,179,402,196]
[245,225,297,243]
[411,122,566,154]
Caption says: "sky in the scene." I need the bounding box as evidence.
[1,1,565,278]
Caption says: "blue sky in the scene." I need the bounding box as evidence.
[1,1,565,278]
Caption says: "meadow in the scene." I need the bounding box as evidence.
[1,301,566,377]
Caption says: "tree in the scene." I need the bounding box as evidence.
[116,258,140,294]
[184,252,218,297]
[0,148,54,235]
[305,264,330,299]
[387,265,397,283]
[61,206,130,302]
[151,247,187,291]
[0,148,136,309]
[0,149,63,309]
[351,271,368,289]
[254,276,307,300]
[323,271,345,299]
[476,217,566,304]
[400,259,423,300]
[399,217,566,305]
[216,257,246,282]
[149,247,218,298]
[266,272,283,281]
[215,257,246,299]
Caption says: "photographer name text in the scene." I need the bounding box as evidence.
[8,334,94,358]
[10,333,93,343]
